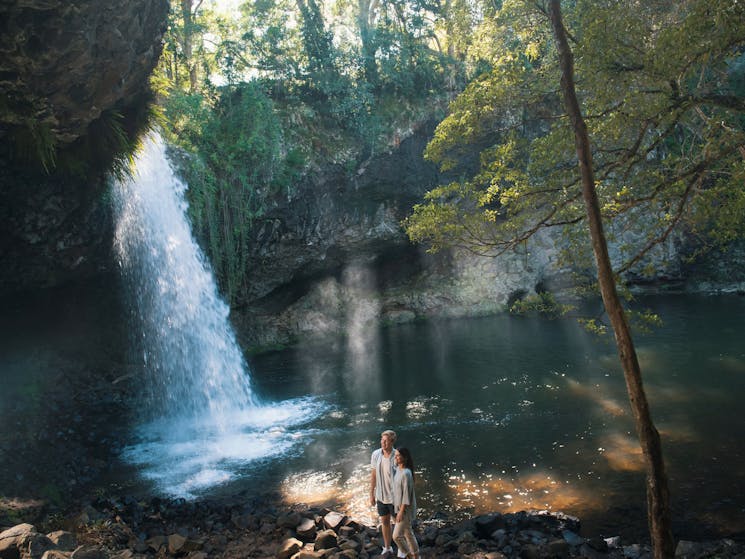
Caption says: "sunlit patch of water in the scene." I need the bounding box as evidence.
[657,422,699,444]
[565,378,627,417]
[598,432,645,472]
[281,470,343,504]
[441,467,606,517]
[405,396,440,420]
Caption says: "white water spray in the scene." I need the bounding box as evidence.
[113,133,325,497]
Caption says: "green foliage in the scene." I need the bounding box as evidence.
[509,291,574,318]
[2,98,154,179]
[9,120,58,172]
[162,81,303,302]
[405,0,745,277]
[39,484,64,507]
[576,317,607,336]
[149,0,486,305]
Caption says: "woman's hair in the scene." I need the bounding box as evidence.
[396,447,415,480]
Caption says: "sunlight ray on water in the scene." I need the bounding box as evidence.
[112,133,328,497]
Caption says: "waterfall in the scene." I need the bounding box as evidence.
[113,133,324,497]
[113,134,255,425]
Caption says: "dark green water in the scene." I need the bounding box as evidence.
[1,288,743,542]
[243,294,745,541]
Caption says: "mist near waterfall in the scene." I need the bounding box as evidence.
[112,134,326,497]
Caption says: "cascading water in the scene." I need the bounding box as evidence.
[113,133,325,497]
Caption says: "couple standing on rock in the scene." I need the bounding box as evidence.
[369,429,420,559]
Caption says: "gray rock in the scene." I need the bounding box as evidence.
[1,524,35,559]
[561,530,584,547]
[675,540,699,558]
[277,512,302,529]
[297,518,317,541]
[277,537,302,559]
[314,529,338,551]
[547,539,570,558]
[623,543,643,559]
[474,514,505,539]
[69,546,108,559]
[144,536,166,552]
[39,552,71,559]
[167,534,187,555]
[293,551,325,559]
[323,512,346,532]
[519,544,543,559]
[26,534,55,559]
[45,532,76,552]
[338,526,356,538]
[1,524,36,558]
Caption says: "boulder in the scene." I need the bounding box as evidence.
[39,552,71,559]
[69,547,108,559]
[313,530,337,551]
[167,534,186,555]
[0,524,36,559]
[547,539,570,558]
[277,537,302,559]
[322,512,345,532]
[26,534,55,559]
[144,536,166,552]
[474,514,505,539]
[561,530,584,547]
[296,518,317,541]
[45,533,76,552]
[278,513,302,530]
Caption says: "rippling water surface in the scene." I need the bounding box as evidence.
[237,294,745,540]
[1,287,744,540]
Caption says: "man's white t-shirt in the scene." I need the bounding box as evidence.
[371,447,396,504]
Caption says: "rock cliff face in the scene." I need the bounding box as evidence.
[0,0,169,294]
[230,123,745,350]
[0,0,169,144]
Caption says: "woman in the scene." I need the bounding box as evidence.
[393,447,419,559]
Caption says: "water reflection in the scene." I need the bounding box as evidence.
[599,432,645,472]
[248,294,745,539]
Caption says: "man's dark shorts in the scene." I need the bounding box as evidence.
[376,501,395,517]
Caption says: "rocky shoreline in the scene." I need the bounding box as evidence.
[2,495,743,559]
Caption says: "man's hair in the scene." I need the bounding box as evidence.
[381,429,397,441]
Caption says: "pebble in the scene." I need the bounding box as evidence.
[1,496,743,559]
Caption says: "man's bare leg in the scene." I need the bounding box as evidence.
[381,514,393,551]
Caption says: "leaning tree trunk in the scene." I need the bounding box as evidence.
[547,1,675,557]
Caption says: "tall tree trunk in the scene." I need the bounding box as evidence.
[358,0,380,86]
[547,2,675,557]
[180,0,199,92]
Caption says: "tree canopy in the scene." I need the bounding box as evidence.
[404,0,745,282]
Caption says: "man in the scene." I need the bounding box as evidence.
[370,429,397,557]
